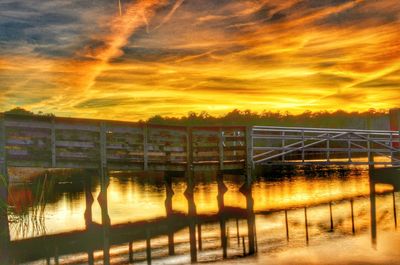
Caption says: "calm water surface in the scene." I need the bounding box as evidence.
[4,167,399,264]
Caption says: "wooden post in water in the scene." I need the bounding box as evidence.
[146,229,152,265]
[369,154,377,247]
[84,175,95,265]
[393,192,397,229]
[164,173,175,255]
[217,172,228,259]
[129,241,133,263]
[240,182,256,255]
[185,127,197,263]
[285,210,289,241]
[0,114,10,265]
[329,201,334,232]
[350,199,355,234]
[304,207,309,244]
[197,223,202,251]
[99,122,111,265]
[236,218,240,247]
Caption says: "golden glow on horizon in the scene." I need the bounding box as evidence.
[0,0,399,120]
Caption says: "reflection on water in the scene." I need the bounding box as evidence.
[1,167,399,264]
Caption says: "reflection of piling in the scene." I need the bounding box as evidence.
[146,230,152,265]
[304,207,309,243]
[369,156,377,246]
[54,247,59,265]
[98,167,111,265]
[164,174,175,255]
[242,236,246,255]
[240,181,256,255]
[129,241,133,263]
[185,168,197,263]
[99,123,111,265]
[285,210,289,241]
[217,172,228,259]
[329,201,334,232]
[197,224,202,250]
[84,176,95,264]
[393,192,397,229]
[236,219,240,246]
[350,199,355,234]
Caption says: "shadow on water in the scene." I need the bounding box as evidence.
[0,166,399,264]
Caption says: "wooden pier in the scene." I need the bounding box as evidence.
[0,113,399,175]
[0,113,399,264]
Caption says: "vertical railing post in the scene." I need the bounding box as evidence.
[282,131,285,162]
[185,127,197,263]
[143,125,148,171]
[301,130,305,163]
[245,126,253,183]
[219,127,224,171]
[350,199,355,234]
[327,133,330,163]
[329,201,334,231]
[186,127,193,172]
[0,114,10,265]
[99,122,110,265]
[51,117,56,167]
[369,153,377,246]
[348,133,352,163]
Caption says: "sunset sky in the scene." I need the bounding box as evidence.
[0,0,399,120]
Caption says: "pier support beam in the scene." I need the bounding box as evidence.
[164,174,175,256]
[84,175,95,265]
[369,156,377,247]
[98,167,111,265]
[185,170,197,263]
[0,115,10,265]
[217,172,228,259]
[240,180,256,255]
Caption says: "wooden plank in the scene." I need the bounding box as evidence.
[5,120,52,129]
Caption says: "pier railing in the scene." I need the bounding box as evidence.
[0,114,246,171]
[1,114,399,172]
[251,126,400,165]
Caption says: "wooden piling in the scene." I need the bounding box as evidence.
[146,230,152,265]
[197,223,202,251]
[0,114,10,265]
[129,241,133,263]
[165,174,175,255]
[350,199,355,234]
[329,201,334,231]
[285,210,289,241]
[369,154,377,246]
[304,207,309,243]
[236,219,240,246]
[393,192,397,229]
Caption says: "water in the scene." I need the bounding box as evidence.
[3,167,399,264]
